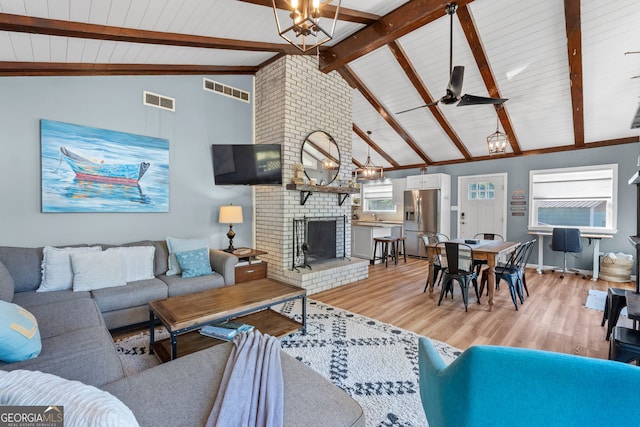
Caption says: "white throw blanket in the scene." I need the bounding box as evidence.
[206,330,284,427]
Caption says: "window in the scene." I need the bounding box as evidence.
[468,181,495,200]
[362,182,396,213]
[528,164,617,233]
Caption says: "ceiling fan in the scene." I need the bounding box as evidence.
[397,3,507,114]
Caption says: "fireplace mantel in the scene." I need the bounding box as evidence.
[286,183,360,205]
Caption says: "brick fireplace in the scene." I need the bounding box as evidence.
[254,55,369,294]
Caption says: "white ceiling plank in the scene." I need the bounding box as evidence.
[69,0,91,22]
[0,31,15,61]
[46,0,71,20]
[0,0,27,15]
[106,0,133,27]
[8,33,33,61]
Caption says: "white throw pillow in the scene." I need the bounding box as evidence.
[38,246,102,292]
[165,237,209,276]
[105,246,155,282]
[0,369,140,427]
[71,250,127,292]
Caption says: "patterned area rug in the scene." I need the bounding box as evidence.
[114,299,461,427]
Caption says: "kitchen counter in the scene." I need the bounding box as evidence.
[351,222,403,262]
[352,220,403,227]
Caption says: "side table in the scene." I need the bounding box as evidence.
[232,247,267,283]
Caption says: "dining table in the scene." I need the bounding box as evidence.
[425,238,520,311]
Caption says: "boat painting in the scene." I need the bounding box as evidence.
[60,146,150,186]
[41,119,169,213]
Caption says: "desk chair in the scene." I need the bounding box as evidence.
[544,228,583,279]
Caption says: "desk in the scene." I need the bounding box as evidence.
[426,239,519,311]
[528,231,613,281]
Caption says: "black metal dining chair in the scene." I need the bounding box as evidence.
[471,233,504,278]
[479,239,536,310]
[437,242,479,312]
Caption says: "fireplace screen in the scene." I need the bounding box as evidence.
[292,216,347,271]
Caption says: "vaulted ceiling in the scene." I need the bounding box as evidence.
[1,0,639,171]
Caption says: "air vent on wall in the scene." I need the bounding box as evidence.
[203,78,250,103]
[632,104,640,129]
[143,91,175,112]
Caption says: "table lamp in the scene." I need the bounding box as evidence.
[219,205,243,252]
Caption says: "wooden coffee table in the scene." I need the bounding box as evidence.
[149,278,306,362]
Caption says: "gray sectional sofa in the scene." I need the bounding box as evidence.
[0,240,365,426]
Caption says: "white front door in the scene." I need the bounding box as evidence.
[457,173,507,239]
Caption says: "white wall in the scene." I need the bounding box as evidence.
[0,75,254,248]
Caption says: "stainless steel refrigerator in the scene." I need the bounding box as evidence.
[404,189,440,257]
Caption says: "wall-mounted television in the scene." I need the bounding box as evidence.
[212,144,282,185]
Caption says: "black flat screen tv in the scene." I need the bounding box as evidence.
[212,144,282,185]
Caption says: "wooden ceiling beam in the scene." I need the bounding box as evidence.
[0,62,258,76]
[238,0,380,25]
[457,4,522,156]
[388,40,472,161]
[384,136,640,170]
[352,124,400,168]
[564,0,585,147]
[319,0,475,73]
[352,158,364,168]
[339,65,432,165]
[0,13,299,54]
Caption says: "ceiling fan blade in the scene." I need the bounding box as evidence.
[447,66,464,98]
[395,100,439,114]
[457,94,508,106]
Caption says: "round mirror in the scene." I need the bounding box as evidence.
[301,131,340,185]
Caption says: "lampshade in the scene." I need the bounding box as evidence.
[219,205,243,224]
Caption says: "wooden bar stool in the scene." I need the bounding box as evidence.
[373,237,399,267]
[396,236,407,263]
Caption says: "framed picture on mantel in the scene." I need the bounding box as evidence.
[40,119,169,213]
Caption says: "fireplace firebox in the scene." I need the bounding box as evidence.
[292,216,347,270]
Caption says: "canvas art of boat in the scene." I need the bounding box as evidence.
[60,146,150,186]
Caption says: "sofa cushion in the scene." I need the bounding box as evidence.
[0,300,41,363]
[152,241,169,276]
[91,278,167,313]
[27,298,105,340]
[105,246,155,282]
[71,250,127,292]
[38,246,102,292]
[159,272,225,297]
[166,237,209,276]
[175,248,213,278]
[0,369,139,427]
[0,325,125,387]
[102,343,365,427]
[12,289,91,309]
[0,246,44,293]
[0,260,15,302]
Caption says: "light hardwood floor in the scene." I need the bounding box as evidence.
[312,257,635,360]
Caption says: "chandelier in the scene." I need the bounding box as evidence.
[272,0,342,52]
[356,138,384,180]
[486,114,508,155]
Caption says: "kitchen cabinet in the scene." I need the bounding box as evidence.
[406,173,450,190]
[392,178,406,205]
[352,224,403,262]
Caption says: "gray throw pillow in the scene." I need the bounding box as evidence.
[0,260,15,302]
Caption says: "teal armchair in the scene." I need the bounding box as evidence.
[418,337,640,427]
